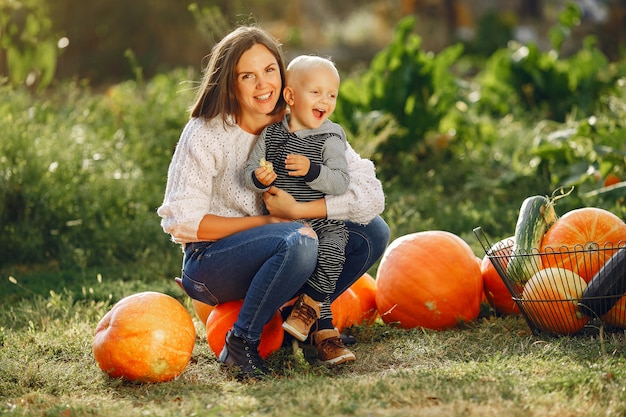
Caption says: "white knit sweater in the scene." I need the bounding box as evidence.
[157,117,385,244]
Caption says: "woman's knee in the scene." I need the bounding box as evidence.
[297,224,317,240]
[282,224,318,270]
[368,216,391,255]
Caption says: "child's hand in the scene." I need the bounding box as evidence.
[255,165,277,187]
[260,158,274,172]
[285,154,310,177]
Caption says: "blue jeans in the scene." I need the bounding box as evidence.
[181,216,389,342]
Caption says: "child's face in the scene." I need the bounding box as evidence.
[285,66,339,132]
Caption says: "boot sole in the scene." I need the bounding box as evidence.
[320,352,356,365]
[282,322,309,342]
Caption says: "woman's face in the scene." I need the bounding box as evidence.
[234,43,282,132]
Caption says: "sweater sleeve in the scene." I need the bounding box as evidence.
[157,120,215,242]
[306,134,349,195]
[325,142,385,224]
[243,129,270,192]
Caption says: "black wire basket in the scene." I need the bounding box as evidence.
[474,227,626,336]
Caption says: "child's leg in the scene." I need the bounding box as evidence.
[283,221,347,341]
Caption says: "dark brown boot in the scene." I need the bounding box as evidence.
[218,330,269,381]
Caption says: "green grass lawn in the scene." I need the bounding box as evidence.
[2,268,626,417]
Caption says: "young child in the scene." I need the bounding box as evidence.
[243,55,355,365]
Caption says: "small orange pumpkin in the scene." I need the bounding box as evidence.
[375,231,483,330]
[480,236,521,316]
[192,299,215,325]
[349,273,379,325]
[601,295,626,328]
[540,207,626,282]
[604,173,621,187]
[205,300,283,359]
[330,287,362,332]
[522,268,588,335]
[93,291,196,383]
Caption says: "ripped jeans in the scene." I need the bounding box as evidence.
[181,216,390,342]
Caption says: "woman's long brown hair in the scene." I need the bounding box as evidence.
[190,26,287,124]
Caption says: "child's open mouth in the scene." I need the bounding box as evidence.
[313,108,325,119]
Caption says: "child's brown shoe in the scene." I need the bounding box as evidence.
[314,328,356,365]
[282,293,321,342]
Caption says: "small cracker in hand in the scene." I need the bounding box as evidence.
[259,158,274,173]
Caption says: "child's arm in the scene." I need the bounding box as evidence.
[304,134,349,195]
[243,132,276,191]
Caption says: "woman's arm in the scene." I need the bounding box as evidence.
[326,143,384,224]
[197,213,285,241]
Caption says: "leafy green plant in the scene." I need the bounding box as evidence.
[0,0,62,90]
[475,3,618,122]
[335,16,463,173]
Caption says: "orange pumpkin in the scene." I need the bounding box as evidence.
[330,287,362,332]
[192,299,215,325]
[375,231,483,330]
[601,295,626,328]
[350,273,379,325]
[205,299,283,359]
[480,236,521,316]
[540,207,626,282]
[522,268,588,335]
[604,173,621,187]
[93,291,196,383]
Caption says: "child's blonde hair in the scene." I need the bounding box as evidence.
[286,55,339,85]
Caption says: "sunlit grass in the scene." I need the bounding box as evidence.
[1,279,626,417]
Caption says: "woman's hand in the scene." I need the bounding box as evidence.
[263,186,328,220]
[263,186,298,219]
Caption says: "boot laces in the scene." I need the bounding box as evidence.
[293,299,318,324]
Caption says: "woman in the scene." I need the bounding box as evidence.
[158,26,389,381]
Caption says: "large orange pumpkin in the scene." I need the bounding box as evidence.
[540,207,626,282]
[205,300,283,359]
[480,236,521,316]
[375,231,483,330]
[93,291,196,383]
[350,273,379,325]
[521,268,588,335]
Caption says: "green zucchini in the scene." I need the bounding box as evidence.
[506,195,556,285]
[506,187,574,286]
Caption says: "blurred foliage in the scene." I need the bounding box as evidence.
[41,0,295,84]
[0,2,625,275]
[0,69,194,268]
[0,0,60,90]
[475,4,618,122]
[335,16,464,179]
[332,6,626,246]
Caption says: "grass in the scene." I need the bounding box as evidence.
[2,268,626,417]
